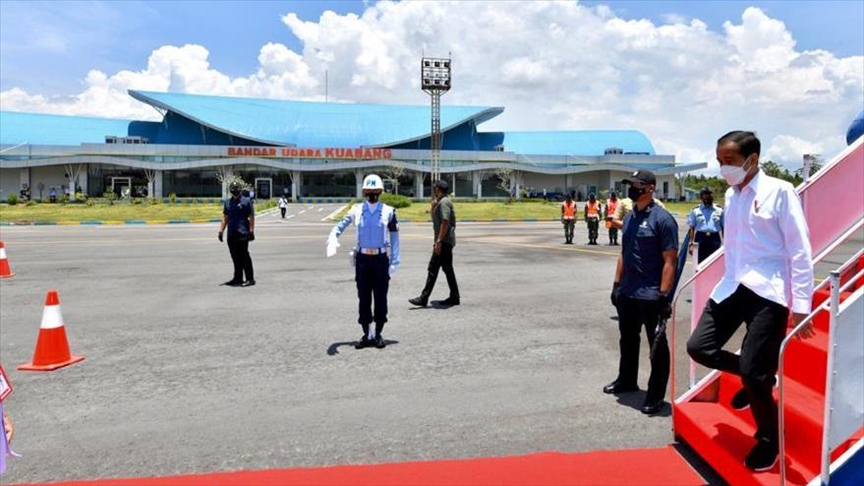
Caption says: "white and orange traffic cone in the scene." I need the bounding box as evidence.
[0,241,14,278]
[18,290,85,372]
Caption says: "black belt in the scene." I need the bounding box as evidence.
[696,231,720,238]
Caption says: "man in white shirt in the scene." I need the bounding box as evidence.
[687,131,814,472]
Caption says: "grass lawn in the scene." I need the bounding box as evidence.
[331,200,695,222]
[0,200,277,224]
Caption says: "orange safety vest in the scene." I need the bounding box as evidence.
[607,199,619,217]
[562,201,576,219]
[586,201,600,218]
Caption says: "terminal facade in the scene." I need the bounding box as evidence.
[0,90,705,201]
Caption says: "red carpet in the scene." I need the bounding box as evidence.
[18,447,705,486]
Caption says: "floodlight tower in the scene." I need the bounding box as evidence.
[421,55,451,182]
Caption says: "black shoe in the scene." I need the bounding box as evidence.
[409,296,428,307]
[223,279,243,286]
[242,279,256,287]
[603,380,638,394]
[374,335,386,349]
[744,438,779,471]
[731,387,750,410]
[355,336,371,349]
[439,297,460,306]
[641,398,664,415]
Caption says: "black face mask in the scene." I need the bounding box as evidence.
[627,186,644,201]
[230,189,241,197]
[366,193,379,203]
[702,197,713,206]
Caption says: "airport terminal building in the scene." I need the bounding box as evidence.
[0,90,705,201]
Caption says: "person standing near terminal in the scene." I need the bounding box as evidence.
[218,182,255,287]
[561,193,577,244]
[605,191,620,245]
[687,187,724,263]
[409,180,460,307]
[687,131,814,472]
[606,169,678,415]
[278,194,289,219]
[327,174,401,349]
[584,193,601,245]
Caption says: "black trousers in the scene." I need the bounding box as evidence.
[227,234,254,282]
[420,242,460,301]
[608,226,618,243]
[280,207,286,218]
[615,296,670,402]
[687,285,788,444]
[356,253,390,330]
[694,232,722,263]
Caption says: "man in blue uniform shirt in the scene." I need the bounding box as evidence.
[218,182,255,287]
[688,187,724,264]
[327,174,401,349]
[606,169,679,415]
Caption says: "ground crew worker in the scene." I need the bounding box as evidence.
[561,193,577,244]
[687,187,724,263]
[606,169,678,416]
[687,131,814,472]
[327,174,401,349]
[218,182,255,287]
[584,193,601,245]
[604,191,620,245]
[409,179,460,307]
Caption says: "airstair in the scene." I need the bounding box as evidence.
[672,138,864,485]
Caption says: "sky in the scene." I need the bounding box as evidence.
[1,0,862,173]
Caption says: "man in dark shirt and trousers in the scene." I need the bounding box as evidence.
[687,131,814,472]
[218,182,255,287]
[409,180,460,307]
[606,169,678,415]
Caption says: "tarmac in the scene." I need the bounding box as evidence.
[5,201,849,484]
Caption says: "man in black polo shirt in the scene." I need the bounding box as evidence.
[218,182,255,287]
[605,169,678,415]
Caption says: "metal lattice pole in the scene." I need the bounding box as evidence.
[421,55,451,184]
[431,92,441,182]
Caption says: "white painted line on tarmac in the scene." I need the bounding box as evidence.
[317,207,324,212]
[307,206,314,210]
[287,214,296,219]
[299,210,307,215]
[323,205,348,221]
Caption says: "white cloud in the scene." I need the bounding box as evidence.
[1,1,861,169]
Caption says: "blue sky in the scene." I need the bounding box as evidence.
[1,1,862,169]
[1,1,861,96]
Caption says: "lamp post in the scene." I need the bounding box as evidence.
[421,55,451,182]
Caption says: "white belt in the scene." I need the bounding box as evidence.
[359,247,387,255]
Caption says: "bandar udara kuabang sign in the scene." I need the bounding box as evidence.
[227,146,392,159]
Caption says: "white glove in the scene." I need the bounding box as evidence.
[389,264,398,277]
[326,234,340,258]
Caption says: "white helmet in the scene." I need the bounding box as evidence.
[362,174,384,191]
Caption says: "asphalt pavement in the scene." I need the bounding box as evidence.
[0,205,857,483]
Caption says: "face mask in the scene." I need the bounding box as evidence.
[230,189,241,197]
[721,156,752,186]
[366,193,379,203]
[627,186,644,201]
[702,197,713,206]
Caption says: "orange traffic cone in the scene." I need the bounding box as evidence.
[18,290,85,371]
[0,240,14,278]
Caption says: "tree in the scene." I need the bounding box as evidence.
[796,154,823,179]
[383,164,406,194]
[495,168,514,202]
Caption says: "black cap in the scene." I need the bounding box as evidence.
[700,186,713,196]
[434,179,450,194]
[622,169,656,186]
[229,182,240,191]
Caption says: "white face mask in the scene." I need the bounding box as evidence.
[721,156,752,186]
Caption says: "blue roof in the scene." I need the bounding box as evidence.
[129,90,504,147]
[0,111,132,146]
[501,130,655,156]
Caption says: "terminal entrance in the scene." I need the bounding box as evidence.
[110,177,131,199]
[255,178,272,199]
